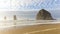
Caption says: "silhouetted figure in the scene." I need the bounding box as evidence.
[36,9,54,20]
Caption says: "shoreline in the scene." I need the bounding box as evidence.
[0,23,60,34]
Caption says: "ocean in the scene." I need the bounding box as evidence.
[0,10,60,29]
[0,20,60,29]
[0,10,60,20]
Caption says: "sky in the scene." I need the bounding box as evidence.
[0,0,60,20]
[0,0,60,11]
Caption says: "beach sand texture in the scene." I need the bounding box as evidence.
[0,24,60,34]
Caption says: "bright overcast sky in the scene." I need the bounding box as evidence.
[0,0,60,11]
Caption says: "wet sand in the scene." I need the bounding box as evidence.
[0,24,60,34]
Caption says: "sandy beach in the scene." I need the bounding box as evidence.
[0,23,60,34]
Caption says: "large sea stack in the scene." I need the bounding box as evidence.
[36,9,54,20]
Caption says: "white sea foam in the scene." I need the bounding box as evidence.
[0,20,60,29]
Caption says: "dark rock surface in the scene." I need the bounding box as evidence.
[36,9,54,20]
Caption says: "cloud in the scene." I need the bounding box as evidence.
[15,0,60,10]
[0,0,60,11]
[10,0,45,10]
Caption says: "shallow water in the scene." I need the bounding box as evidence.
[0,20,60,29]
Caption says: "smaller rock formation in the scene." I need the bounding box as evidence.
[13,15,17,20]
[36,9,54,20]
[4,16,7,20]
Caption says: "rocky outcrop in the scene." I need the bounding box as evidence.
[13,15,17,20]
[36,9,54,20]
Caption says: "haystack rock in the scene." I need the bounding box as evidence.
[36,9,54,20]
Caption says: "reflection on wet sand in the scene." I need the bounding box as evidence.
[0,23,60,34]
